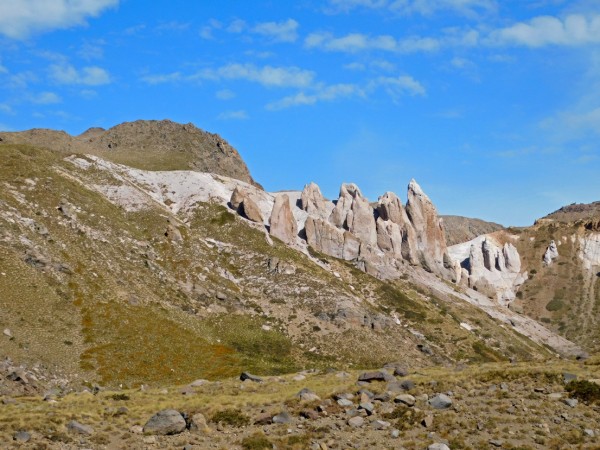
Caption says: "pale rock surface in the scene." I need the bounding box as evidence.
[404,179,452,277]
[449,235,526,304]
[269,194,298,244]
[305,217,360,260]
[578,234,600,271]
[543,240,559,266]
[301,182,329,219]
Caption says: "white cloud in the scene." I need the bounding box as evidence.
[541,107,600,138]
[489,14,600,47]
[50,63,111,85]
[194,64,315,88]
[305,32,440,53]
[226,19,246,33]
[141,63,315,89]
[0,0,119,39]
[369,75,426,97]
[217,110,249,120]
[252,19,299,43]
[30,91,62,104]
[267,83,361,110]
[216,89,236,100]
[326,0,496,16]
[141,72,182,85]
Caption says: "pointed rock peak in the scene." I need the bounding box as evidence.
[407,179,426,197]
[340,183,363,199]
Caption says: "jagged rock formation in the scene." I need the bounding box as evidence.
[269,194,297,244]
[405,180,455,279]
[300,182,330,219]
[543,240,559,266]
[452,237,526,304]
[0,119,260,187]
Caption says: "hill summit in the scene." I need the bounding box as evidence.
[0,119,260,187]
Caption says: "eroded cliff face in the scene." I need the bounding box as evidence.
[449,235,527,305]
[298,180,455,281]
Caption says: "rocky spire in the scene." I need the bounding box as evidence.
[269,194,298,244]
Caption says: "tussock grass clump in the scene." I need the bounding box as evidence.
[382,405,425,431]
[211,408,250,427]
[565,380,600,403]
[241,432,272,450]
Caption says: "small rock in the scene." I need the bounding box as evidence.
[489,439,503,447]
[67,420,94,435]
[348,416,364,428]
[297,388,320,402]
[190,379,209,387]
[562,398,578,408]
[273,411,293,424]
[428,444,450,450]
[534,387,546,393]
[394,394,416,407]
[337,398,353,408]
[129,425,143,434]
[418,344,433,355]
[584,429,595,437]
[371,420,390,430]
[240,372,263,383]
[390,428,400,438]
[429,394,452,409]
[3,328,12,338]
[13,431,31,442]
[548,393,563,400]
[358,402,374,415]
[500,383,509,391]
[358,371,394,382]
[188,413,209,434]
[143,409,187,435]
[143,436,157,444]
[422,415,434,428]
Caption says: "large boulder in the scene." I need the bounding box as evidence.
[143,409,187,435]
[269,194,298,244]
[230,187,264,223]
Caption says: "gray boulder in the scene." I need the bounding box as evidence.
[67,420,94,435]
[143,409,186,435]
[240,372,263,382]
[429,393,453,409]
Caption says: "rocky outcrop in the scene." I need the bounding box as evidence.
[451,236,526,304]
[543,240,559,266]
[230,187,264,223]
[300,180,457,281]
[305,217,360,260]
[301,182,329,218]
[405,180,453,278]
[269,194,297,244]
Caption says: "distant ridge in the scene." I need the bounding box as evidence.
[0,119,260,188]
[441,215,505,246]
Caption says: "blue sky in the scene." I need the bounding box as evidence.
[1,0,599,225]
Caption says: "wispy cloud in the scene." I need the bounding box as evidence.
[216,89,236,100]
[489,14,600,47]
[29,91,62,104]
[252,19,299,43]
[305,31,440,53]
[267,83,362,110]
[267,74,425,110]
[142,63,315,90]
[217,110,249,120]
[325,0,497,16]
[201,18,299,43]
[50,63,111,85]
[0,0,119,39]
